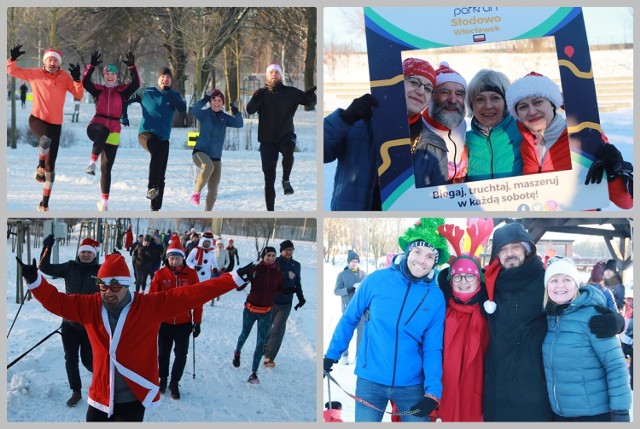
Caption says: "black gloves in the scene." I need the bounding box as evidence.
[120,113,129,127]
[192,322,201,338]
[323,357,337,375]
[43,234,55,249]
[347,286,356,294]
[16,257,38,284]
[231,101,239,115]
[212,267,219,276]
[339,93,380,125]
[589,305,625,338]
[294,296,306,311]
[585,144,634,197]
[123,50,135,67]
[410,396,438,417]
[68,63,81,81]
[90,51,102,67]
[10,44,25,61]
[203,90,212,104]
[610,410,630,422]
[236,262,256,283]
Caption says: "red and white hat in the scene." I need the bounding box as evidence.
[435,61,467,90]
[506,71,563,119]
[403,58,436,87]
[78,238,99,256]
[166,240,185,258]
[96,253,132,286]
[43,49,62,63]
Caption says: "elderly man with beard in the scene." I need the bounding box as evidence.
[421,62,468,183]
[481,222,626,422]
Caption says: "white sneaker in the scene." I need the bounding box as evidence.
[85,163,96,175]
[97,201,108,211]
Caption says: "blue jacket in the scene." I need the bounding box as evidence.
[273,256,303,305]
[191,97,243,159]
[133,86,186,141]
[326,260,445,398]
[323,110,377,211]
[542,285,632,417]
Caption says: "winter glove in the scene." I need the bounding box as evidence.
[323,357,337,376]
[409,396,438,417]
[339,93,380,125]
[231,100,239,115]
[212,267,219,276]
[16,257,38,284]
[610,410,630,422]
[203,89,212,104]
[236,262,257,283]
[192,322,201,338]
[120,113,130,127]
[43,234,55,250]
[589,305,625,338]
[10,44,25,61]
[123,50,135,67]
[90,51,102,67]
[347,286,356,294]
[586,144,633,196]
[68,63,81,81]
[294,297,306,311]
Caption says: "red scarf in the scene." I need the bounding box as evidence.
[439,298,489,422]
[194,246,212,265]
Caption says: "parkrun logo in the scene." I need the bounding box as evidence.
[450,7,502,37]
[452,7,499,17]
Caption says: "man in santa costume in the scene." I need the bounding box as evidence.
[16,253,254,422]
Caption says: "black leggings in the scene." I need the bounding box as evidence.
[259,133,296,211]
[87,123,119,195]
[29,115,61,173]
[86,401,145,422]
[138,132,169,210]
[60,321,93,392]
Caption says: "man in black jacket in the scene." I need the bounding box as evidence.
[38,235,100,407]
[245,64,316,211]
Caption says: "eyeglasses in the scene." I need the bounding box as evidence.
[451,273,477,283]
[93,277,126,293]
[405,77,433,94]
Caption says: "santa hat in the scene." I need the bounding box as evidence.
[210,89,225,103]
[96,253,132,286]
[43,49,62,63]
[506,71,563,119]
[166,240,185,258]
[403,58,436,87]
[266,63,283,75]
[435,62,467,90]
[544,257,581,288]
[78,238,99,256]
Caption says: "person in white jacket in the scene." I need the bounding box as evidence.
[185,232,218,282]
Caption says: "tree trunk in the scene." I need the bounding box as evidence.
[303,7,317,111]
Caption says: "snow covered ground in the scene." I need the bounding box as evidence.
[6,96,318,212]
[5,225,317,422]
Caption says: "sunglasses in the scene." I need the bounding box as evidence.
[93,277,127,292]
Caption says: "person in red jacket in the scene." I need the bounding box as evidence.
[82,51,140,211]
[149,240,201,400]
[7,44,84,211]
[506,71,633,209]
[16,253,255,422]
[232,246,283,384]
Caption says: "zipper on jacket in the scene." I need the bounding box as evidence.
[488,134,495,179]
[448,130,458,182]
[404,288,431,326]
[550,315,561,412]
[392,282,413,386]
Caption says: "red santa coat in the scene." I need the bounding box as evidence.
[27,271,242,416]
[149,265,203,325]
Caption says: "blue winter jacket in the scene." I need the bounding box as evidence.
[134,86,186,141]
[273,256,303,305]
[542,285,632,417]
[191,97,243,159]
[323,110,377,211]
[326,260,445,398]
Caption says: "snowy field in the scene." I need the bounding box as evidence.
[6,97,318,212]
[6,225,317,422]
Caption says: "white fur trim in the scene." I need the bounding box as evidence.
[435,61,467,90]
[506,74,563,119]
[78,245,97,255]
[27,273,44,289]
[166,249,185,258]
[484,300,497,314]
[43,50,62,63]
[100,276,132,286]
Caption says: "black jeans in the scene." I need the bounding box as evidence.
[158,322,192,382]
[86,401,145,422]
[61,321,93,391]
[138,132,169,210]
[259,133,296,211]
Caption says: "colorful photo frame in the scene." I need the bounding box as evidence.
[364,7,613,211]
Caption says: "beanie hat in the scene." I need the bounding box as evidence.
[506,71,563,119]
[347,250,360,263]
[490,222,535,261]
[96,253,132,286]
[210,89,224,104]
[589,262,605,283]
[261,246,277,258]
[158,67,173,78]
[43,49,62,63]
[266,64,283,75]
[280,240,294,252]
[166,240,185,258]
[544,257,581,288]
[449,255,482,281]
[604,259,619,274]
[435,61,467,90]
[103,64,119,75]
[78,238,99,256]
[403,58,436,87]
[398,218,449,265]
